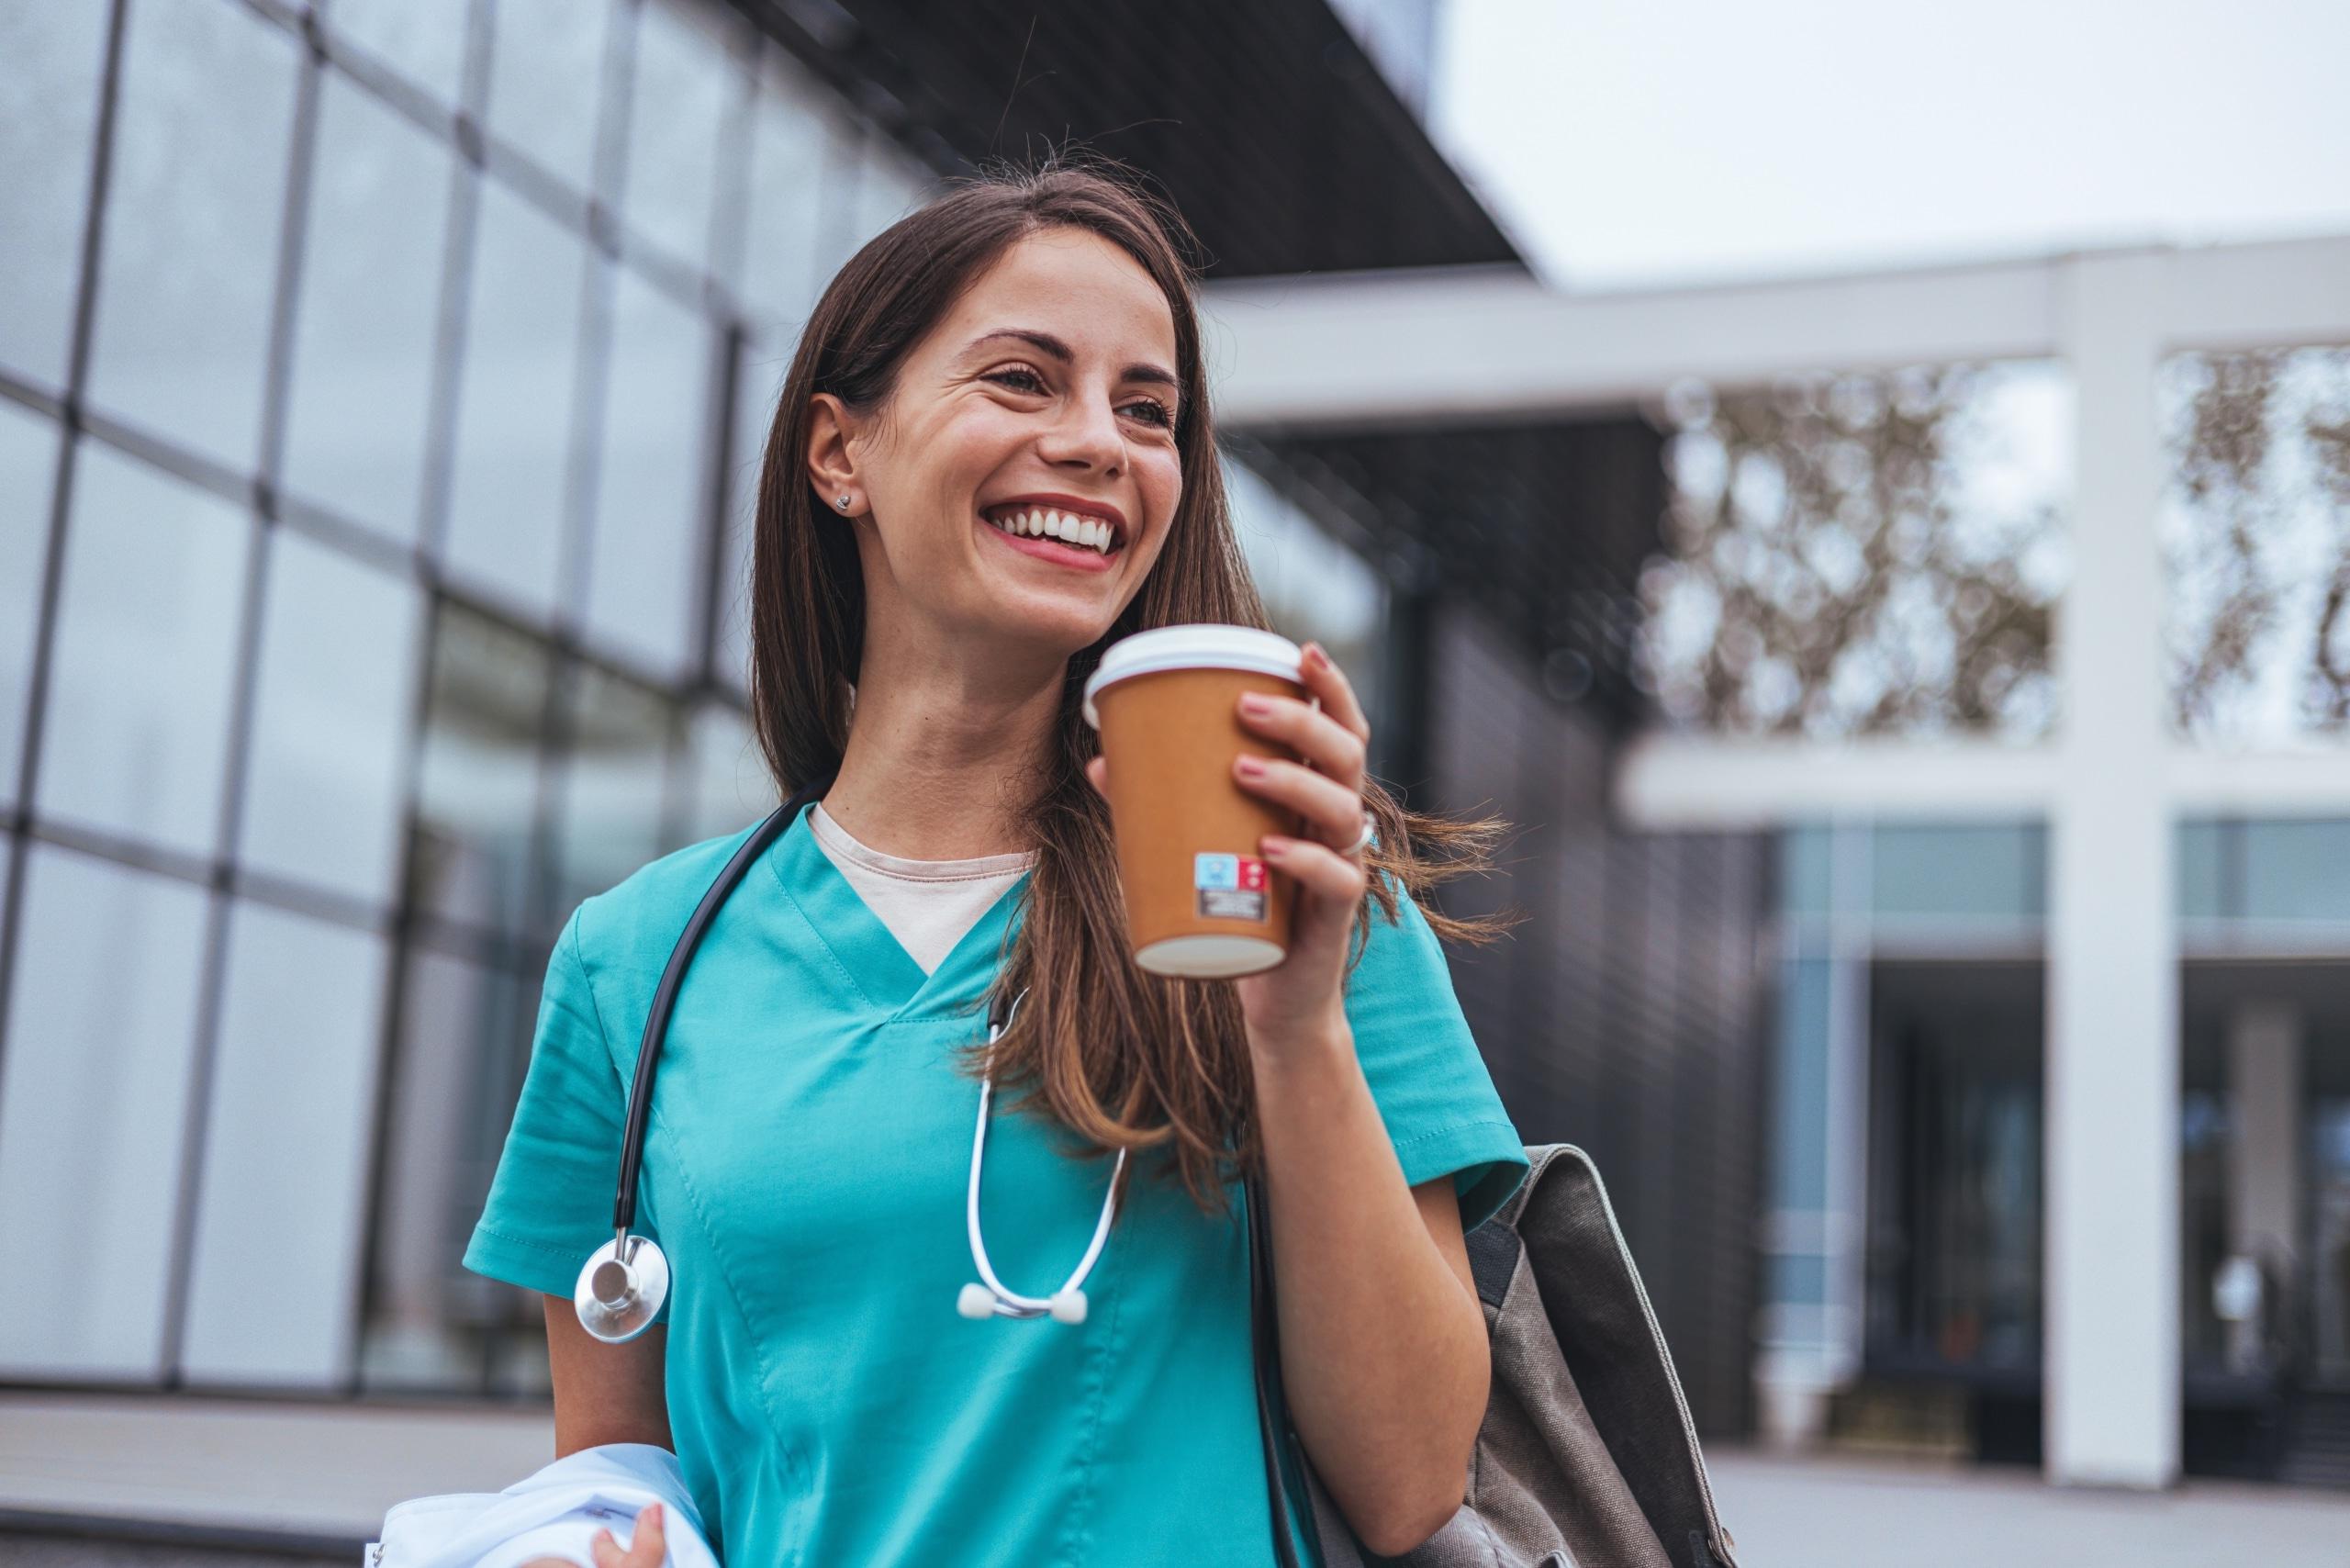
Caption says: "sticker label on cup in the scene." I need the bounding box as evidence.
[1194,852,1269,921]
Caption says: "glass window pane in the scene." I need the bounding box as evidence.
[0,6,110,391]
[1770,956,1832,1213]
[361,941,538,1392]
[37,443,252,857]
[620,0,733,268]
[741,57,847,329]
[323,0,475,106]
[583,267,711,678]
[280,73,456,546]
[844,129,928,252]
[181,901,389,1387]
[2177,818,2227,921]
[0,846,209,1379]
[484,0,615,195]
[717,344,781,694]
[84,0,298,474]
[2243,819,2350,923]
[1227,457,1388,741]
[1870,822,2046,922]
[0,402,61,809]
[685,700,766,841]
[239,529,424,908]
[554,660,675,909]
[442,180,588,625]
[411,604,554,938]
[1778,823,1833,921]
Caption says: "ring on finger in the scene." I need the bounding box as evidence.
[1327,811,1374,858]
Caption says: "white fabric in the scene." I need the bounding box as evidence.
[807,801,1035,974]
[366,1442,717,1568]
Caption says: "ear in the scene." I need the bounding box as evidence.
[805,391,861,515]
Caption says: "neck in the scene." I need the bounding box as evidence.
[821,629,1065,861]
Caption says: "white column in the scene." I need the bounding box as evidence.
[2044,250,2178,1486]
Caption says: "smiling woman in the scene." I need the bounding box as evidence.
[464,152,1528,1568]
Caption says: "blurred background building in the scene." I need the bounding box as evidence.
[2,0,2347,1560]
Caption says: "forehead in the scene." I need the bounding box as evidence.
[935,228,1177,364]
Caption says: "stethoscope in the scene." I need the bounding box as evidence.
[574,776,1125,1343]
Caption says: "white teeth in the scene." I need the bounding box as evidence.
[988,506,1115,554]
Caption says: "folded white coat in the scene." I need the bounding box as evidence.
[364,1442,718,1568]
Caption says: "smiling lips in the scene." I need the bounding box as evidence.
[980,501,1125,565]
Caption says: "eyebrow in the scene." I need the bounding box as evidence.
[964,328,1180,396]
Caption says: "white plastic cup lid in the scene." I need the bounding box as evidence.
[1081,623,1304,728]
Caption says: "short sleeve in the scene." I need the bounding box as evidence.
[1342,871,1529,1232]
[462,901,635,1304]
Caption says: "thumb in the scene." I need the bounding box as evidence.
[1084,756,1106,795]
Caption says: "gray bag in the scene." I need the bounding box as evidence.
[1247,1144,1742,1568]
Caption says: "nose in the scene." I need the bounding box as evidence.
[1035,382,1124,476]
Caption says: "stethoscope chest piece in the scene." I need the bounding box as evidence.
[575,1228,669,1343]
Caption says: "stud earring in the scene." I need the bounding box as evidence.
[835,495,852,511]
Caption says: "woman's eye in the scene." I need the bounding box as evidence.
[1123,398,1175,430]
[985,368,1047,394]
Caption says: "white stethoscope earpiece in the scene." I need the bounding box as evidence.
[958,986,1125,1326]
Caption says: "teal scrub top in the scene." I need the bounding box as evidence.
[464,801,1528,1567]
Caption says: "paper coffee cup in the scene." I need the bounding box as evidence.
[1081,624,1307,979]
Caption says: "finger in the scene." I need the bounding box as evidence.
[1237,690,1366,784]
[590,1529,624,1568]
[1234,754,1364,846]
[1260,834,1368,903]
[1298,642,1371,743]
[625,1504,666,1567]
[1084,755,1106,796]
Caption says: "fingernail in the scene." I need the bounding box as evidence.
[1239,692,1270,712]
[645,1505,663,1527]
[1262,836,1290,856]
[1235,755,1266,778]
[1304,643,1326,667]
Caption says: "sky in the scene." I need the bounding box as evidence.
[1430,0,2350,292]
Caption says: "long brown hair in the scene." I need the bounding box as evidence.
[745,151,1516,1215]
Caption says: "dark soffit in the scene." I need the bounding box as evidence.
[727,0,1526,277]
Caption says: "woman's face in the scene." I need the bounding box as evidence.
[813,226,1185,661]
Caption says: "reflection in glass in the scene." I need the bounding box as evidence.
[238,528,423,909]
[322,0,476,106]
[0,5,110,390]
[1643,362,2071,740]
[37,442,251,858]
[621,0,734,268]
[0,846,209,1379]
[83,0,298,473]
[411,603,554,938]
[280,73,455,545]
[1226,455,1388,747]
[443,180,588,624]
[181,900,389,1387]
[361,940,539,1393]
[584,267,711,678]
[554,659,677,912]
[2163,347,2350,744]
[484,0,615,195]
[740,57,845,330]
[0,401,59,807]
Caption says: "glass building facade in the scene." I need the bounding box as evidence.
[0,0,1388,1399]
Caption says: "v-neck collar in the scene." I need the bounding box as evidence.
[767,800,1033,1022]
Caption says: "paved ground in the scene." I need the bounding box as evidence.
[1707,1448,2350,1567]
[8,1393,2350,1566]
